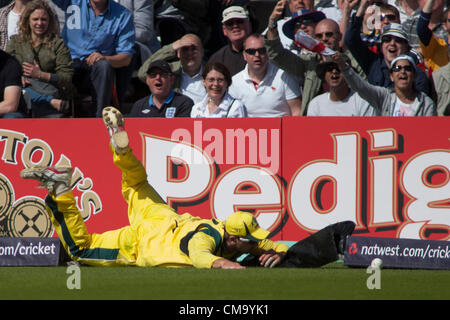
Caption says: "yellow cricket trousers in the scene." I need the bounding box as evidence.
[45,146,179,266]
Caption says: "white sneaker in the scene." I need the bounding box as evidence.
[102,106,129,154]
[21,166,72,196]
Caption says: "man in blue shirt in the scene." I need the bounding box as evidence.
[52,0,135,117]
[128,60,193,118]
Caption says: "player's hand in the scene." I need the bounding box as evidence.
[258,250,285,268]
[212,258,246,269]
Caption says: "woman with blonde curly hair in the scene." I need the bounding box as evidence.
[6,0,74,117]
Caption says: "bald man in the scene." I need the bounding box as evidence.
[138,34,207,104]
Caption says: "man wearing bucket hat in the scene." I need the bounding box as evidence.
[262,0,325,53]
[21,105,357,269]
[344,2,431,95]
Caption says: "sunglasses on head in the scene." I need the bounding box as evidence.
[391,64,414,73]
[382,35,407,44]
[244,47,267,55]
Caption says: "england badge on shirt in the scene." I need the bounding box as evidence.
[165,107,176,118]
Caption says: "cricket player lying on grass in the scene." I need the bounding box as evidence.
[21,107,355,269]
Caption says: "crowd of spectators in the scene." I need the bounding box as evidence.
[0,0,449,119]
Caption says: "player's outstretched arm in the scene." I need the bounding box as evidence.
[212,258,246,269]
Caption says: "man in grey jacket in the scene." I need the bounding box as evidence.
[333,52,436,116]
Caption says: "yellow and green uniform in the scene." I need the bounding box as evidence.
[45,147,288,268]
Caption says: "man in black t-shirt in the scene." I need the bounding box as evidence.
[0,50,27,118]
[207,6,252,76]
[128,60,193,118]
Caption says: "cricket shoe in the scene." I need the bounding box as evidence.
[20,166,72,196]
[102,106,129,154]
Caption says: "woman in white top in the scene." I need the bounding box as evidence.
[190,61,247,118]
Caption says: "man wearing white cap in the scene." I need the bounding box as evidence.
[207,6,252,76]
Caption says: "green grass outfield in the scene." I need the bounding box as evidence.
[0,262,449,300]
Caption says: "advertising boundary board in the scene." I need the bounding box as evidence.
[0,117,448,243]
[0,237,64,266]
[344,236,450,269]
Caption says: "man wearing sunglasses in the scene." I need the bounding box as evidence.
[229,33,302,117]
[355,1,401,53]
[344,0,431,96]
[207,6,252,76]
[333,52,436,116]
[307,60,375,116]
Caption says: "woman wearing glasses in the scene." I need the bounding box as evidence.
[332,52,436,116]
[190,61,247,118]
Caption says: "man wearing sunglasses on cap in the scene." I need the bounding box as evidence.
[207,6,252,76]
[228,33,302,117]
[307,59,376,116]
[344,0,431,96]
[333,52,436,116]
[265,0,365,115]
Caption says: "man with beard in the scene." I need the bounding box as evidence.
[333,52,436,116]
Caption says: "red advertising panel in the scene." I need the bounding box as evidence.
[282,117,449,242]
[0,117,448,242]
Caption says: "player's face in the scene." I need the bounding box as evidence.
[381,35,409,64]
[222,18,251,43]
[243,37,268,72]
[389,60,416,91]
[29,9,49,37]
[146,68,174,99]
[203,69,228,101]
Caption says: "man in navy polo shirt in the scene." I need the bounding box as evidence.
[51,0,135,117]
[128,60,193,118]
